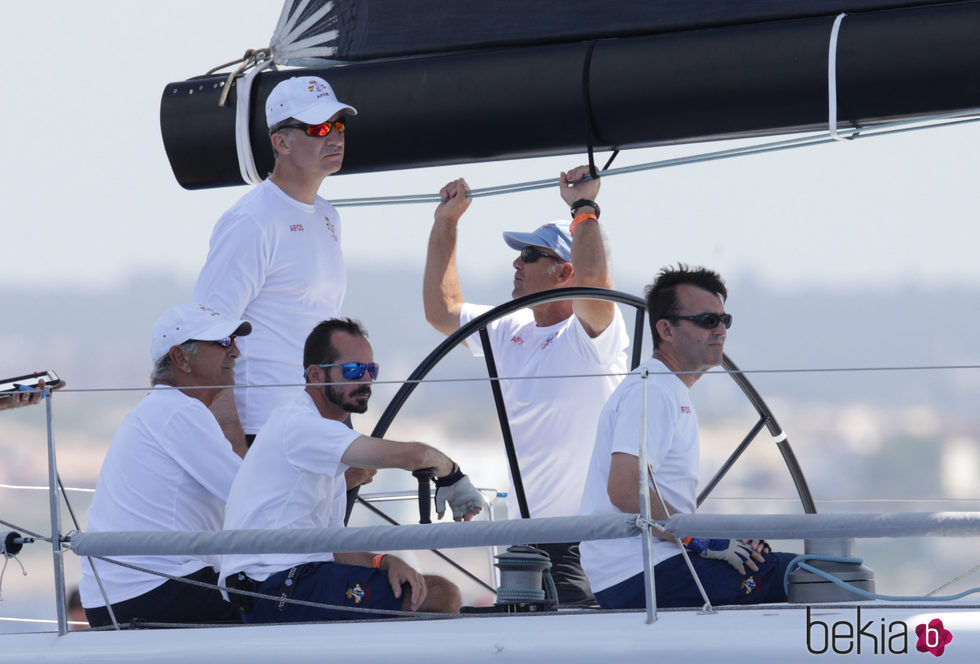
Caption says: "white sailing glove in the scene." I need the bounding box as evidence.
[434,464,484,521]
[685,537,754,574]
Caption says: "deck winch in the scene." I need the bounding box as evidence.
[493,545,559,612]
[787,538,876,603]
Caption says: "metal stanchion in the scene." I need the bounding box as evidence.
[44,390,68,636]
[637,369,657,624]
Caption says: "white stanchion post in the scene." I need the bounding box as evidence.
[45,391,67,636]
[637,368,657,624]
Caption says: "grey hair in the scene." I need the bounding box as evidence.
[268,118,296,136]
[545,260,566,278]
[269,119,298,163]
[150,341,199,386]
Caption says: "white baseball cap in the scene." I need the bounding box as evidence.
[151,304,252,363]
[265,76,358,128]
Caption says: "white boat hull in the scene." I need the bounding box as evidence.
[3,602,978,663]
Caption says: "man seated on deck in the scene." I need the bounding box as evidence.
[580,265,796,609]
[423,165,629,606]
[80,304,251,627]
[220,318,483,623]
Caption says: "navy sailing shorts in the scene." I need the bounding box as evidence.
[596,550,797,609]
[242,561,403,623]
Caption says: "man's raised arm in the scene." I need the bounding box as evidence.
[561,166,616,338]
[423,178,471,337]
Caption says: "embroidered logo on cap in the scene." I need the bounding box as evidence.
[308,79,331,99]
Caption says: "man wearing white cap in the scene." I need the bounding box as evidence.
[80,304,251,627]
[423,165,629,606]
[193,76,357,455]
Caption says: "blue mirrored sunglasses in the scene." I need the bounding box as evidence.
[190,335,237,348]
[317,362,379,380]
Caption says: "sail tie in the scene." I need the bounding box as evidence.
[234,59,276,186]
[581,41,601,180]
[828,13,851,142]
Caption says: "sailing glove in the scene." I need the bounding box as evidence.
[685,537,753,573]
[434,465,483,520]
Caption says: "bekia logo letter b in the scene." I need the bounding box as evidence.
[916,619,953,657]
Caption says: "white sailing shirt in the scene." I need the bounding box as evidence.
[579,358,700,593]
[79,388,241,607]
[193,178,346,434]
[459,303,629,519]
[220,392,359,585]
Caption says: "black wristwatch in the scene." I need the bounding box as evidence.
[570,199,600,219]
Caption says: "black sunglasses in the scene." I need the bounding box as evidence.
[278,118,346,137]
[519,246,564,264]
[669,312,733,330]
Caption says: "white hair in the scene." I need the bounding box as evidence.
[546,259,568,278]
[150,341,199,385]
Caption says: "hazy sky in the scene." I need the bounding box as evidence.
[1,4,978,621]
[2,0,978,295]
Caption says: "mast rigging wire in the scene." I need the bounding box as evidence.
[329,110,980,208]
[22,362,980,396]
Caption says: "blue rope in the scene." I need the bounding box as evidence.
[784,554,980,602]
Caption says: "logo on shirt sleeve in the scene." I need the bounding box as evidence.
[680,406,691,414]
[324,216,338,241]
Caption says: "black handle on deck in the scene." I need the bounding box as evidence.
[412,468,436,524]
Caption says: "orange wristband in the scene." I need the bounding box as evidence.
[372,553,386,569]
[570,213,598,236]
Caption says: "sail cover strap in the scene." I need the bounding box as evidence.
[582,41,600,180]
[828,12,850,142]
[236,61,275,186]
